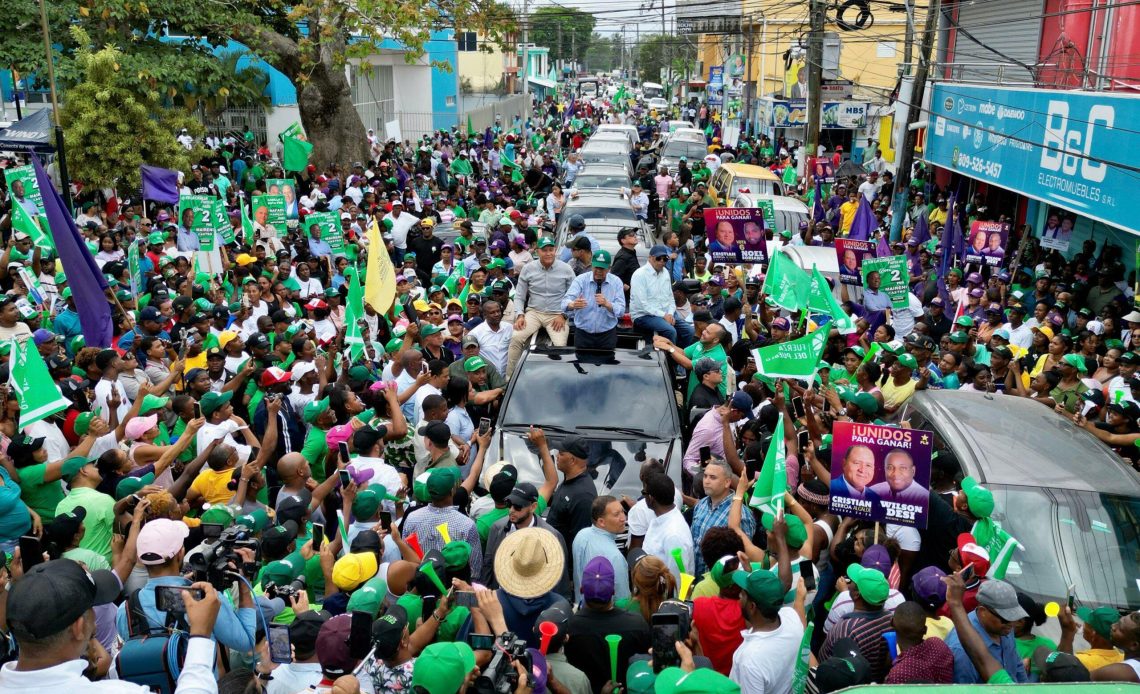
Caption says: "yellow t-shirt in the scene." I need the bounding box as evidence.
[924,615,954,641]
[1076,648,1124,671]
[881,378,917,410]
[928,207,947,227]
[839,201,859,234]
[189,467,237,505]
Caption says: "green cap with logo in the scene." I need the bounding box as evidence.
[896,353,918,370]
[115,472,156,500]
[464,355,488,372]
[1077,606,1120,640]
[732,568,785,610]
[625,660,657,694]
[960,476,994,518]
[235,508,270,532]
[654,666,741,694]
[138,394,170,415]
[591,249,612,268]
[352,485,382,519]
[303,396,330,424]
[761,511,808,549]
[199,505,234,527]
[846,563,890,606]
[537,237,556,249]
[200,391,233,417]
[346,575,389,617]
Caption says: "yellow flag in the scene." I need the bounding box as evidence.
[364,218,396,313]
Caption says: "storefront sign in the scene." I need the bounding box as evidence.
[926,83,1136,233]
[764,99,868,129]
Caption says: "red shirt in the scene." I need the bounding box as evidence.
[692,595,745,675]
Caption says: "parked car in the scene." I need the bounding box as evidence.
[647,97,669,111]
[708,162,784,203]
[899,391,1140,622]
[486,347,683,498]
[595,123,641,147]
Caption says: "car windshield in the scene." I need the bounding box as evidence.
[580,151,628,166]
[663,140,708,160]
[986,484,1140,611]
[731,176,776,196]
[564,206,637,222]
[501,355,676,438]
[575,173,631,189]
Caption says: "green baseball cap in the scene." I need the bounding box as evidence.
[426,467,460,500]
[385,337,404,354]
[60,456,89,482]
[235,508,270,532]
[419,323,443,338]
[841,390,881,416]
[590,249,612,268]
[732,569,785,610]
[654,666,741,694]
[115,472,156,500]
[148,231,165,245]
[709,555,739,588]
[626,660,657,694]
[948,330,970,344]
[1062,353,1088,373]
[351,486,381,519]
[303,396,330,424]
[200,391,233,417]
[397,592,424,627]
[1077,606,1120,640]
[138,394,170,415]
[896,353,918,370]
[761,511,808,549]
[463,355,488,372]
[261,557,303,587]
[74,411,96,437]
[199,505,234,527]
[441,540,473,571]
[846,563,890,605]
[346,576,388,617]
[411,642,476,693]
[955,315,975,328]
[537,237,556,249]
[960,476,995,518]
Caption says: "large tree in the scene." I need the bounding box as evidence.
[638,34,696,86]
[1,0,514,175]
[529,6,594,65]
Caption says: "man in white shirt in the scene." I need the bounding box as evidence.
[196,391,255,465]
[631,245,695,347]
[858,171,881,203]
[265,611,326,694]
[467,300,513,375]
[629,183,650,221]
[383,200,419,261]
[639,473,694,587]
[92,350,132,424]
[411,361,449,427]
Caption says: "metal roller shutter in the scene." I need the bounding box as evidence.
[950,0,1044,85]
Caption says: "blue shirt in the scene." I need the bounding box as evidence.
[558,232,600,263]
[571,525,631,607]
[561,272,626,334]
[116,575,257,653]
[690,493,756,575]
[944,609,1028,684]
[308,237,333,258]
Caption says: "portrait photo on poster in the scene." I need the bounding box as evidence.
[1039,207,1076,253]
[962,220,1010,268]
[828,421,933,528]
[835,239,876,285]
[704,207,770,264]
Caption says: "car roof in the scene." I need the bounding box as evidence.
[576,164,631,176]
[581,141,628,152]
[721,162,781,181]
[908,391,1140,494]
[565,191,630,206]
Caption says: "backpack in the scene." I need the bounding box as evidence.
[114,588,189,694]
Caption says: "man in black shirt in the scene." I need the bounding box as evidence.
[610,228,641,300]
[924,297,953,344]
[406,219,444,278]
[546,436,597,557]
[564,555,651,692]
[689,357,725,413]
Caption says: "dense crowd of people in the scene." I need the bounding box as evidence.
[0,87,1137,694]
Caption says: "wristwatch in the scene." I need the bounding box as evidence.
[668,347,675,354]
[838,408,848,416]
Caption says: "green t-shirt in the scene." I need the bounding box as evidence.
[667,198,686,233]
[683,342,729,402]
[19,463,66,523]
[301,427,330,482]
[63,546,111,571]
[1016,633,1057,675]
[987,670,1015,684]
[56,486,116,564]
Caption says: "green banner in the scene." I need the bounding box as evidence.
[281,121,305,141]
[252,194,288,236]
[750,327,828,380]
[214,198,236,245]
[306,212,344,254]
[178,195,217,251]
[791,614,815,694]
[749,412,786,513]
[127,242,142,295]
[762,249,812,312]
[861,255,910,309]
[754,198,776,231]
[266,178,298,220]
[4,165,45,214]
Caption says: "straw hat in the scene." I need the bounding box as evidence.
[494,527,564,599]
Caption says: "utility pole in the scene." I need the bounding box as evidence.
[903,0,915,75]
[890,0,941,242]
[557,23,563,69]
[804,0,825,184]
[521,0,530,97]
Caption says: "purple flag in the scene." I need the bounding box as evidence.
[876,232,891,258]
[33,156,112,347]
[848,197,876,241]
[938,191,958,278]
[140,164,180,204]
[911,208,930,246]
[813,179,825,223]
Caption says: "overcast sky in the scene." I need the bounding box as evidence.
[526,0,678,36]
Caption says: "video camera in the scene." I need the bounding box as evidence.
[185,525,258,590]
[471,632,531,694]
[264,574,306,602]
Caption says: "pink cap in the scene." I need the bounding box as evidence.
[124,414,158,441]
[326,423,354,448]
[447,314,463,323]
[137,518,190,565]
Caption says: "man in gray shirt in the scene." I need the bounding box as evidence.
[507,237,575,375]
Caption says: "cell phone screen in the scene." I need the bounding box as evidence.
[699,446,711,464]
[338,442,351,463]
[797,430,810,452]
[194,402,202,420]
[799,560,817,591]
[479,417,491,436]
[454,590,478,608]
[651,615,681,673]
[155,585,203,614]
[268,624,293,663]
[379,511,392,532]
[468,632,495,650]
[349,611,372,659]
[792,397,806,419]
[422,595,438,618]
[338,469,351,486]
[312,523,324,552]
[18,535,42,573]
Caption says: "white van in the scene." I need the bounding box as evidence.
[595,123,639,148]
[733,193,810,239]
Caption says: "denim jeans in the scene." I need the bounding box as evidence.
[634,313,695,347]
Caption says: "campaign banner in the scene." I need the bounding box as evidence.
[704,207,769,264]
[962,220,1010,267]
[306,212,344,254]
[1039,207,1075,253]
[860,255,910,309]
[835,239,875,286]
[178,195,218,251]
[208,198,233,246]
[252,194,288,236]
[828,421,933,528]
[751,327,828,380]
[4,165,45,214]
[266,178,299,220]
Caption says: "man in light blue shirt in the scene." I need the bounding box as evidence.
[176,207,200,252]
[944,580,1029,684]
[116,518,257,654]
[631,244,695,347]
[571,496,630,607]
[561,249,626,350]
[558,215,599,263]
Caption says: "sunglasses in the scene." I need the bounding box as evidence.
[509,502,530,511]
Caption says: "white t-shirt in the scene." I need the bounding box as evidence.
[196,420,252,465]
[23,419,70,463]
[93,379,132,424]
[467,321,513,375]
[730,606,805,694]
[886,523,921,552]
[626,489,684,537]
[348,455,404,511]
[411,384,442,428]
[641,507,695,586]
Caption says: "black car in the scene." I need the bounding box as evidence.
[486,347,683,499]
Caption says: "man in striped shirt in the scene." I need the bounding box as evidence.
[821,562,895,681]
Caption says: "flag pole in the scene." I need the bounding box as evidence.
[37,0,73,212]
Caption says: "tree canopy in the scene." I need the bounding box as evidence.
[530,6,595,64]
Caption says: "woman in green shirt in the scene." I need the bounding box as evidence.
[9,434,96,524]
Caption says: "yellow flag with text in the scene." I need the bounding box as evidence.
[364,218,396,314]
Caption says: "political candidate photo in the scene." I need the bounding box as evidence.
[829,421,933,527]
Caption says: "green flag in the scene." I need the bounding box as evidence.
[127,242,142,295]
[11,201,53,251]
[971,517,1021,580]
[241,203,256,245]
[751,327,829,380]
[761,249,811,312]
[283,136,314,172]
[467,114,476,137]
[807,266,855,334]
[791,614,815,694]
[441,263,467,301]
[749,412,787,514]
[9,337,72,428]
[345,265,366,363]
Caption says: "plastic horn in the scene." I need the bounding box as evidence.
[679,573,695,600]
[405,532,424,559]
[436,522,452,545]
[882,630,898,662]
[419,561,448,595]
[606,634,622,683]
[670,548,686,576]
[539,620,558,656]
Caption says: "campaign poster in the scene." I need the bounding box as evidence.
[704,207,769,264]
[835,239,875,286]
[252,194,288,236]
[962,220,1010,267]
[828,421,933,528]
[4,165,45,214]
[178,195,217,251]
[1039,207,1075,253]
[266,178,299,219]
[306,212,344,254]
[860,255,910,309]
[210,198,234,245]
